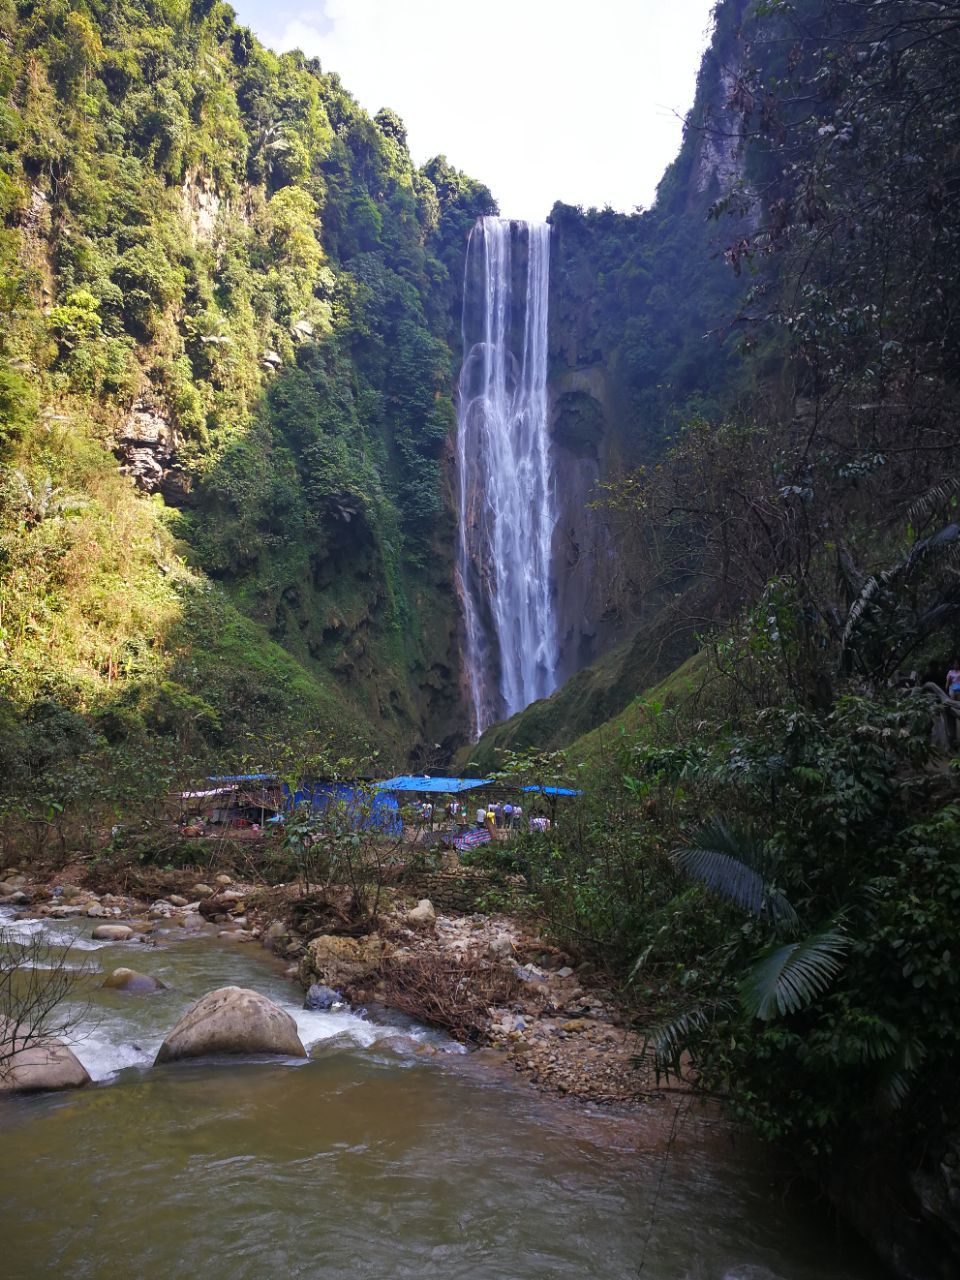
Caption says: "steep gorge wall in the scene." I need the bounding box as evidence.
[467,0,756,762]
[0,0,495,779]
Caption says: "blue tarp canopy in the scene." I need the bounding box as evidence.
[521,785,582,797]
[373,776,492,794]
[207,773,277,783]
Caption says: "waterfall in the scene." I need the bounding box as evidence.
[456,217,559,738]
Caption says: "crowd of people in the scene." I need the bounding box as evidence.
[414,797,551,836]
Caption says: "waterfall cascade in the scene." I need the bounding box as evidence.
[456,217,559,738]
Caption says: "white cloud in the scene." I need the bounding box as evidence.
[230,0,716,220]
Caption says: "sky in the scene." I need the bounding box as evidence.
[227,0,717,221]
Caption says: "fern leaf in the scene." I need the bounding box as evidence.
[740,929,848,1021]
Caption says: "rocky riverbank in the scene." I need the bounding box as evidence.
[1,864,674,1110]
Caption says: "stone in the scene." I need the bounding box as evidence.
[102,967,167,994]
[58,884,83,901]
[261,921,288,950]
[193,884,214,897]
[555,966,575,979]
[406,899,436,929]
[86,905,110,918]
[488,932,515,959]
[215,874,232,886]
[47,905,87,919]
[0,880,17,897]
[154,986,306,1063]
[92,924,134,942]
[304,983,344,1011]
[3,890,30,905]
[299,933,389,990]
[168,894,189,908]
[0,1018,91,1093]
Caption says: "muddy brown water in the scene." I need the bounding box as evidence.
[0,908,886,1279]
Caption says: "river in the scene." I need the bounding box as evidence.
[0,906,885,1279]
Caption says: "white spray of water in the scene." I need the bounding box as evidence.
[456,217,558,737]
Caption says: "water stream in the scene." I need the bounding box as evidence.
[456,217,559,737]
[0,907,884,1279]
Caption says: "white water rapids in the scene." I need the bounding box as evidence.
[456,217,559,738]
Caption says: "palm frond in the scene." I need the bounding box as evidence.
[672,820,797,927]
[907,483,958,527]
[740,929,848,1021]
[642,999,736,1079]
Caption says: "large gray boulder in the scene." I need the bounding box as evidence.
[154,986,306,1064]
[0,1018,91,1093]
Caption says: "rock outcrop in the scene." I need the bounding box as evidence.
[154,986,306,1063]
[298,934,389,992]
[0,1018,91,1093]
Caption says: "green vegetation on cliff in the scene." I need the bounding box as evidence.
[0,0,494,822]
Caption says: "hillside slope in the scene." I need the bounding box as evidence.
[0,0,494,803]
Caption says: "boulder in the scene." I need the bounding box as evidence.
[154,986,306,1063]
[0,1019,91,1093]
[92,924,134,942]
[168,895,189,908]
[86,905,110,918]
[101,967,167,994]
[299,933,389,991]
[214,874,232,886]
[192,884,214,897]
[406,899,436,929]
[304,983,344,1011]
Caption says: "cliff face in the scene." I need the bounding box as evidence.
[485,0,755,759]
[0,0,494,777]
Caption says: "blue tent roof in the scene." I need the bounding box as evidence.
[373,775,492,794]
[521,785,582,797]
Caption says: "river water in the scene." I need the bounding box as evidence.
[0,907,884,1279]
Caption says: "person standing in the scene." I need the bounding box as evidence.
[503,801,513,830]
[476,804,486,829]
[947,659,960,700]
